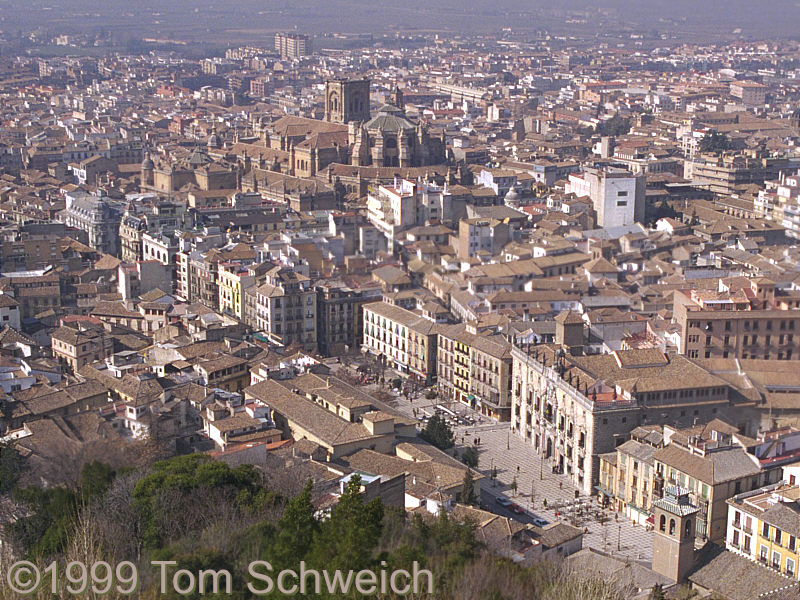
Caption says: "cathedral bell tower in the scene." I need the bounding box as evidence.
[325,78,371,123]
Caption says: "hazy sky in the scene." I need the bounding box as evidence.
[2,0,798,40]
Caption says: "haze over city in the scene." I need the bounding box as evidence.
[0,1,799,599]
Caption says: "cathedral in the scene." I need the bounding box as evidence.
[324,78,446,168]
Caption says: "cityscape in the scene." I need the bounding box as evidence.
[0,2,800,599]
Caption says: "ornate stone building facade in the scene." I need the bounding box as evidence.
[141,148,238,193]
[350,104,446,168]
[61,191,122,255]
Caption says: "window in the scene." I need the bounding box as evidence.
[760,545,769,563]
[731,529,739,548]
[772,551,781,570]
[763,523,770,538]
[616,200,628,206]
[787,558,795,578]
[669,518,676,536]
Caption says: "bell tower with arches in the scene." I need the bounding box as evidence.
[652,485,698,584]
[325,78,370,124]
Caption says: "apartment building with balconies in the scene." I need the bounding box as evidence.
[255,266,317,351]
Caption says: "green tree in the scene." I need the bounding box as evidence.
[458,469,478,506]
[420,414,455,450]
[597,114,631,137]
[461,446,479,468]
[132,454,262,549]
[308,475,384,573]
[268,479,318,568]
[0,441,19,494]
[10,486,77,558]
[80,461,115,501]
[699,130,732,153]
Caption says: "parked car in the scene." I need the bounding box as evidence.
[510,503,525,515]
[532,518,550,527]
[495,496,513,508]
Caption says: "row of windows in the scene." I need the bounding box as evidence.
[690,319,797,332]
[761,522,798,552]
[758,543,796,577]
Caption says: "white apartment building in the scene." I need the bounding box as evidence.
[566,166,645,228]
[755,170,800,240]
[367,179,452,252]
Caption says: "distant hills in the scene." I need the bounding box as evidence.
[2,0,797,42]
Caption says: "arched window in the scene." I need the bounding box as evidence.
[685,519,692,539]
[659,515,666,532]
[669,519,676,536]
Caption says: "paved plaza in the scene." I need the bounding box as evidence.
[382,383,655,564]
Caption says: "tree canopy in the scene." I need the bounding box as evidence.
[596,114,631,137]
[699,129,732,153]
[420,414,455,450]
[3,454,634,600]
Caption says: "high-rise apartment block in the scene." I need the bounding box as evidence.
[275,33,311,60]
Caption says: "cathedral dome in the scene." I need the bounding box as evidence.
[365,105,416,133]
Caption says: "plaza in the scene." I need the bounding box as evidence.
[384,382,655,563]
